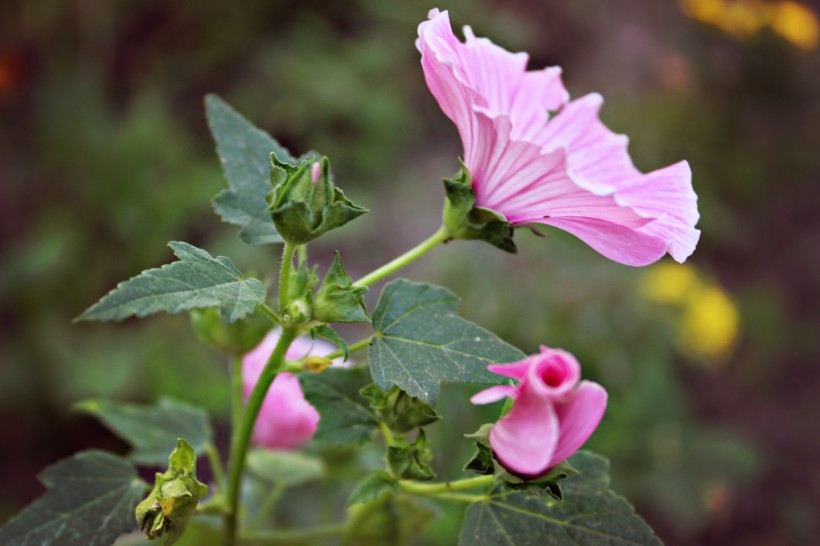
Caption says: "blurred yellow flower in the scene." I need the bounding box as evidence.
[678,285,740,360]
[640,263,740,361]
[680,0,819,50]
[640,263,699,304]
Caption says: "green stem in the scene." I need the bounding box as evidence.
[297,244,307,266]
[224,327,298,546]
[278,243,297,314]
[257,303,281,324]
[205,443,227,494]
[239,522,347,545]
[398,474,494,495]
[248,483,287,532]
[325,337,372,361]
[425,492,487,504]
[353,225,450,288]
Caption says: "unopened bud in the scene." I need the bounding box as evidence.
[310,161,321,183]
[303,355,333,373]
[284,299,311,325]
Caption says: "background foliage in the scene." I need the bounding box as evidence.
[1,0,819,544]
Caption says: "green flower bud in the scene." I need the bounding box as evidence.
[268,154,368,245]
[313,252,369,324]
[284,298,311,325]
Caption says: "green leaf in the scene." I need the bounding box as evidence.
[0,451,147,546]
[312,252,370,324]
[246,449,325,487]
[77,242,266,324]
[370,280,525,405]
[312,325,350,361]
[458,452,663,546]
[387,430,435,480]
[205,94,294,245]
[74,398,212,466]
[348,471,398,506]
[299,368,379,445]
[136,440,208,546]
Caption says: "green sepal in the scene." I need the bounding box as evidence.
[348,470,399,506]
[361,384,440,434]
[388,430,435,481]
[311,325,350,361]
[288,261,320,302]
[464,424,577,501]
[190,307,273,355]
[313,252,370,323]
[136,439,209,546]
[268,154,368,245]
[442,161,516,253]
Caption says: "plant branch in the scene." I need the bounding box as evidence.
[353,226,450,288]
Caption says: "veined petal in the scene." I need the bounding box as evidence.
[539,216,669,266]
[489,386,559,476]
[470,385,517,405]
[468,109,649,229]
[488,358,533,381]
[548,381,607,467]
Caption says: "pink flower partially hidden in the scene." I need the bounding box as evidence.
[242,329,343,449]
[417,9,700,266]
[471,346,607,477]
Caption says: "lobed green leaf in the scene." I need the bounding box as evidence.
[370,280,525,405]
[77,241,266,324]
[0,451,147,546]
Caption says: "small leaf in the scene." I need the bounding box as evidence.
[313,252,370,324]
[205,94,294,245]
[77,242,266,324]
[246,450,325,487]
[370,280,525,405]
[312,325,350,362]
[299,368,379,445]
[458,451,663,546]
[136,440,208,546]
[0,451,147,546]
[74,398,212,466]
[348,471,398,506]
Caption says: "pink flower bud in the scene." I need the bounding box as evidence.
[471,345,607,477]
[242,329,344,449]
[310,161,321,184]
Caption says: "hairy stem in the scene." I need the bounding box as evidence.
[278,243,297,314]
[224,327,298,546]
[353,226,450,288]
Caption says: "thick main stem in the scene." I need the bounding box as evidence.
[224,327,298,546]
[353,226,450,288]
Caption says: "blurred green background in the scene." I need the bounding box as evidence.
[2,0,819,544]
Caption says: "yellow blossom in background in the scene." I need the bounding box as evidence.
[640,263,699,304]
[680,0,819,50]
[678,285,740,360]
[640,263,741,362]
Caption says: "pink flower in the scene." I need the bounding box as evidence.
[417,9,700,266]
[242,329,343,449]
[471,346,607,477]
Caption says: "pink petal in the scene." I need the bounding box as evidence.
[487,358,533,381]
[470,385,517,405]
[548,381,608,467]
[526,347,580,400]
[539,216,669,267]
[252,372,320,450]
[489,385,559,476]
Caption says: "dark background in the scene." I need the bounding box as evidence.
[2,0,819,544]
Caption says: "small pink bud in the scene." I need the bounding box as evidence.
[310,162,321,184]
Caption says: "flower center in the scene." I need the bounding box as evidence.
[539,364,565,387]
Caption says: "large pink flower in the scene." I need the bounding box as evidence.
[242,329,343,450]
[471,346,607,477]
[417,9,699,266]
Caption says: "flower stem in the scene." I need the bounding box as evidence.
[278,243,297,314]
[325,337,372,361]
[224,327,298,546]
[353,226,450,288]
[398,474,494,495]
